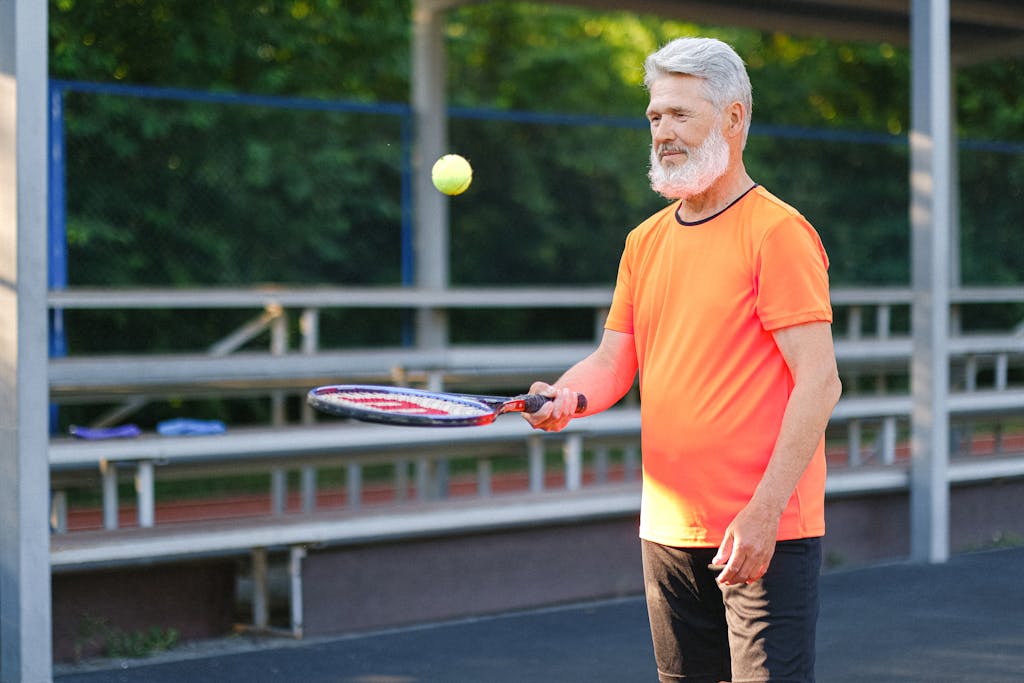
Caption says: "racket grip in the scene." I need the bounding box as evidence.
[523,392,588,414]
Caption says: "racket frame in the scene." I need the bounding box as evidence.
[307,384,546,427]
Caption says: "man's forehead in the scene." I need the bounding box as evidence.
[647,74,710,109]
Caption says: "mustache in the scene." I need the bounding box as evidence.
[655,144,688,159]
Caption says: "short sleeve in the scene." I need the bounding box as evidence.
[755,216,832,331]
[604,237,636,334]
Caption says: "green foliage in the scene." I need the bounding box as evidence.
[74,615,179,661]
[958,59,1024,141]
[51,0,411,98]
[48,0,1024,398]
[60,94,405,288]
[959,146,1024,286]
[50,1,1024,289]
[746,135,910,285]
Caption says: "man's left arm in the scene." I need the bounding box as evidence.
[713,321,842,585]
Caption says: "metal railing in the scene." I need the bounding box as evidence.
[43,283,1024,638]
[47,285,1024,537]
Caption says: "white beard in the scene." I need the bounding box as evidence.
[648,124,731,200]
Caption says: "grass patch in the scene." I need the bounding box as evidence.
[74,615,179,661]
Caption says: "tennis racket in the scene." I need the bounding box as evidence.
[307,384,587,427]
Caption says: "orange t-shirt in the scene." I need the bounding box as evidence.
[605,185,832,547]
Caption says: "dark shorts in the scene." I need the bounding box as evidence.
[641,537,821,683]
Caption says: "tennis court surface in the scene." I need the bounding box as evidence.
[56,546,1024,682]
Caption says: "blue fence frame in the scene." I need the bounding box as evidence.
[47,79,417,290]
[44,79,933,292]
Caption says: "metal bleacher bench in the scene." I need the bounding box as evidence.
[47,284,1024,534]
[48,409,646,567]
[45,284,1024,634]
[49,395,1024,637]
[47,284,1024,393]
[49,389,1024,568]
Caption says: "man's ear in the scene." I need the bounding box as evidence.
[725,101,746,140]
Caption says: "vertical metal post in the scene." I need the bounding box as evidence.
[477,458,492,497]
[528,435,545,493]
[101,460,120,530]
[876,305,891,339]
[847,306,862,340]
[395,459,409,502]
[299,308,318,424]
[1,1,53,678]
[909,0,952,564]
[300,467,317,514]
[135,460,155,528]
[964,355,977,391]
[251,548,269,631]
[271,468,288,516]
[270,307,287,426]
[847,420,862,467]
[411,0,450,349]
[415,458,432,501]
[564,435,584,491]
[994,354,1008,391]
[880,417,898,466]
[346,462,362,508]
[289,546,306,639]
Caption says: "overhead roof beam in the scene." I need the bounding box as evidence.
[551,0,1024,60]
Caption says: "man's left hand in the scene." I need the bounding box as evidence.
[712,500,782,585]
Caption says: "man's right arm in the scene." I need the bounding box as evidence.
[524,329,638,432]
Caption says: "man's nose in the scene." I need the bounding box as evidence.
[651,118,674,145]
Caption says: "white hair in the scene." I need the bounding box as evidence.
[644,37,753,145]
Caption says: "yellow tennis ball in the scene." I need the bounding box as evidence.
[431,154,473,195]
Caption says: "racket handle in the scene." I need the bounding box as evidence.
[522,392,588,414]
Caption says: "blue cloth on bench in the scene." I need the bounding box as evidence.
[69,424,142,440]
[156,418,227,436]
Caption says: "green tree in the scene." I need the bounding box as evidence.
[48,1,1024,358]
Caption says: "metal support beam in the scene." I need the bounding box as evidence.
[135,461,155,528]
[0,1,53,679]
[909,0,952,564]
[411,0,451,349]
[288,546,306,639]
[251,547,269,631]
[528,435,545,493]
[101,460,120,529]
[564,434,583,491]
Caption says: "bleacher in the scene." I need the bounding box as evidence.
[47,284,1024,636]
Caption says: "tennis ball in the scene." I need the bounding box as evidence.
[431,154,473,195]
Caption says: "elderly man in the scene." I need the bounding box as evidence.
[526,37,841,683]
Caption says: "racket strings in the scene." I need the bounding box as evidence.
[320,390,491,417]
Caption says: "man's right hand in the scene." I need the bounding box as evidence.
[523,382,581,432]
